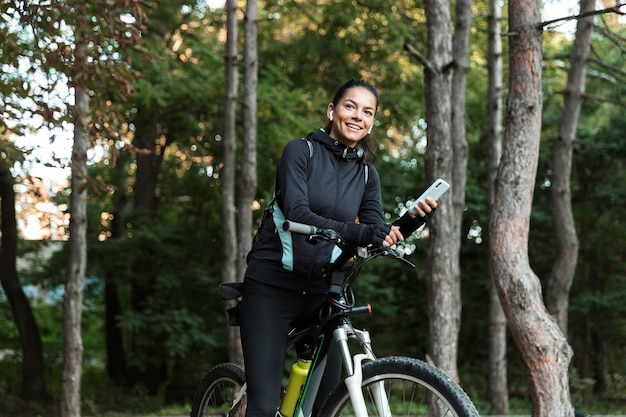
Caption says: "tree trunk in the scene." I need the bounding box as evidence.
[449,0,471,377]
[133,108,165,219]
[451,0,471,216]
[546,0,594,334]
[489,1,574,416]
[486,0,509,413]
[0,164,48,402]
[61,25,89,417]
[125,108,168,392]
[105,155,131,383]
[238,0,258,283]
[222,0,242,366]
[423,0,459,382]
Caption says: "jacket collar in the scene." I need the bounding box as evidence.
[307,129,363,161]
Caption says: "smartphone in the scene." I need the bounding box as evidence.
[409,179,450,215]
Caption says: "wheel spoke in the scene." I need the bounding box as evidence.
[191,363,247,417]
[319,357,479,417]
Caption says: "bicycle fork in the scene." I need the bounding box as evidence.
[334,325,392,417]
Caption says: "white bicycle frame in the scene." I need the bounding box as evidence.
[334,325,392,417]
[227,318,392,417]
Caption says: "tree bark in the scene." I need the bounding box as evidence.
[449,0,472,378]
[489,1,574,416]
[105,155,131,383]
[238,0,258,281]
[222,0,242,366]
[422,0,460,382]
[451,0,471,209]
[132,108,165,219]
[0,164,48,402]
[61,21,89,417]
[486,0,509,413]
[546,0,594,334]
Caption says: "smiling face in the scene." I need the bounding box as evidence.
[327,86,377,148]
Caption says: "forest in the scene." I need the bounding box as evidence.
[1,0,625,416]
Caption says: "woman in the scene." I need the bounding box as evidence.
[239,78,437,417]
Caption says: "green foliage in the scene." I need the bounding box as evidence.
[90,217,225,356]
[117,241,218,358]
[256,0,426,140]
[3,0,626,414]
[352,251,430,359]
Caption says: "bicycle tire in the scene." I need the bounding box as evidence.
[190,362,247,417]
[318,356,480,417]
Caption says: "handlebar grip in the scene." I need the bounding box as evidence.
[283,220,317,236]
[346,304,372,315]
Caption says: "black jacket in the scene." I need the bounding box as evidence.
[246,129,426,291]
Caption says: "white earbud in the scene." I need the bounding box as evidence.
[329,110,333,121]
[368,126,372,134]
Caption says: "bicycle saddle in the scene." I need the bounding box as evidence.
[219,282,244,300]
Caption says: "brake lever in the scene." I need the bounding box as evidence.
[321,228,340,240]
[306,229,341,244]
[398,256,416,268]
[385,247,416,268]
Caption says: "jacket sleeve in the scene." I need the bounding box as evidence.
[275,139,311,216]
[276,140,385,246]
[356,165,386,226]
[392,211,428,237]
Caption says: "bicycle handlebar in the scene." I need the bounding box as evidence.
[283,220,342,245]
[283,220,318,236]
[283,219,415,268]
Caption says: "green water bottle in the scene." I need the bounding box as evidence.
[279,358,311,417]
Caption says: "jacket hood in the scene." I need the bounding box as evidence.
[307,129,364,161]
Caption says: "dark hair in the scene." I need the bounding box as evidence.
[324,79,379,163]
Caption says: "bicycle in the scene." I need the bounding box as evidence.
[190,220,480,417]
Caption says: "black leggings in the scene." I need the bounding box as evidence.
[239,278,341,417]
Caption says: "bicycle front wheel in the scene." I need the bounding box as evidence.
[190,362,247,417]
[318,356,479,417]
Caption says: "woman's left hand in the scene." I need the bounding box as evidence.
[410,197,437,219]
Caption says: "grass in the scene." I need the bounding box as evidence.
[2,357,626,417]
